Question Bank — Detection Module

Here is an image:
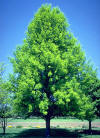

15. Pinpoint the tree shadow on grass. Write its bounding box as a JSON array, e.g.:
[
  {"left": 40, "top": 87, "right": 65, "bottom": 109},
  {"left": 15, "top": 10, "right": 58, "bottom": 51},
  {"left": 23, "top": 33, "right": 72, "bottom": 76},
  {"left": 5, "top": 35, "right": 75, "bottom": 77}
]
[
  {"left": 15, "top": 128, "right": 81, "bottom": 138},
  {"left": 80, "top": 129, "right": 100, "bottom": 135},
  {"left": 0, "top": 128, "right": 100, "bottom": 138}
]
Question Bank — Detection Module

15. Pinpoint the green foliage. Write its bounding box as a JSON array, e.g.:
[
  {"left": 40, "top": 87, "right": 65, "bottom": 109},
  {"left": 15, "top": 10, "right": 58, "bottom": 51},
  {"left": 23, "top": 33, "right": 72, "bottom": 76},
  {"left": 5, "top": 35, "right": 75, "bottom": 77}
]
[
  {"left": 0, "top": 63, "right": 13, "bottom": 134},
  {"left": 9, "top": 5, "right": 96, "bottom": 120},
  {"left": 77, "top": 61, "right": 100, "bottom": 120},
  {"left": 16, "top": 125, "right": 23, "bottom": 128},
  {"left": 0, "top": 63, "right": 11, "bottom": 118}
]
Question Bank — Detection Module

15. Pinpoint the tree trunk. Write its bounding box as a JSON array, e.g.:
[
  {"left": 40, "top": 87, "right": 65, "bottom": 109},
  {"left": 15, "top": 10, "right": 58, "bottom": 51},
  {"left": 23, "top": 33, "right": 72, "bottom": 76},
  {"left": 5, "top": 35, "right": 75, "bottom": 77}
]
[
  {"left": 89, "top": 120, "right": 92, "bottom": 132},
  {"left": 3, "top": 118, "right": 6, "bottom": 134},
  {"left": 46, "top": 117, "right": 50, "bottom": 137}
]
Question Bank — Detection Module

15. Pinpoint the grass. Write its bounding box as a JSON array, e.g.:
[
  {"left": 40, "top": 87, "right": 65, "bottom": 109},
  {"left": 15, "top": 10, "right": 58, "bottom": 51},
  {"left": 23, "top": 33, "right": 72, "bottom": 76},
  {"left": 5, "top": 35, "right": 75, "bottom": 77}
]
[
  {"left": 0, "top": 118, "right": 100, "bottom": 137},
  {"left": 7, "top": 118, "right": 45, "bottom": 122},
  {"left": 7, "top": 118, "right": 100, "bottom": 123},
  {"left": 0, "top": 127, "right": 100, "bottom": 138},
  {"left": 51, "top": 118, "right": 87, "bottom": 122}
]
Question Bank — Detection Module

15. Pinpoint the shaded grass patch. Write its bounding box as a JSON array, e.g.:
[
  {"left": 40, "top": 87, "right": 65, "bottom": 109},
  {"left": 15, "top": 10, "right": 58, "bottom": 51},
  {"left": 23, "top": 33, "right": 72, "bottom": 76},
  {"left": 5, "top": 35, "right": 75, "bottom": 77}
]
[
  {"left": 15, "top": 128, "right": 81, "bottom": 138},
  {"left": 0, "top": 127, "right": 100, "bottom": 138}
]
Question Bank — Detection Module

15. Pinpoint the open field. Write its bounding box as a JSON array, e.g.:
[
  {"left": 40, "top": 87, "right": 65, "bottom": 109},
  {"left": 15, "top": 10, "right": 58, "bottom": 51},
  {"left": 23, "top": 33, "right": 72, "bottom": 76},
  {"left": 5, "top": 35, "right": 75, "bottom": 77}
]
[
  {"left": 6, "top": 118, "right": 100, "bottom": 129},
  {"left": 0, "top": 118, "right": 100, "bottom": 137}
]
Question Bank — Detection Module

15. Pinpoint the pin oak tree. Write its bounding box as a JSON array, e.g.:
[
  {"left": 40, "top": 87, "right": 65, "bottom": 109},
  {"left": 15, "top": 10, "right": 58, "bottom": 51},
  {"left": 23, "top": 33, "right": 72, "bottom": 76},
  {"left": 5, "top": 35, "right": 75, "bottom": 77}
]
[{"left": 10, "top": 5, "right": 95, "bottom": 136}]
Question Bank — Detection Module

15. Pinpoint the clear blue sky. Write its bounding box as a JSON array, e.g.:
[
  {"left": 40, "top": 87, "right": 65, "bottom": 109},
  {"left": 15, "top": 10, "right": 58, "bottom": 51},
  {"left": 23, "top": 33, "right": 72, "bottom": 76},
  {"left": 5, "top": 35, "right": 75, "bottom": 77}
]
[{"left": 0, "top": 0, "right": 100, "bottom": 78}]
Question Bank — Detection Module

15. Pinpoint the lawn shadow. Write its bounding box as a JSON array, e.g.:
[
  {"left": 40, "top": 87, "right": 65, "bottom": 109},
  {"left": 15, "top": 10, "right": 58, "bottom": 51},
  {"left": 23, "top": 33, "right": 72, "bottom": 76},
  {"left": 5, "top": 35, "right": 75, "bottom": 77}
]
[
  {"left": 15, "top": 128, "right": 81, "bottom": 138},
  {"left": 0, "top": 128, "right": 100, "bottom": 138},
  {"left": 80, "top": 129, "right": 100, "bottom": 135}
]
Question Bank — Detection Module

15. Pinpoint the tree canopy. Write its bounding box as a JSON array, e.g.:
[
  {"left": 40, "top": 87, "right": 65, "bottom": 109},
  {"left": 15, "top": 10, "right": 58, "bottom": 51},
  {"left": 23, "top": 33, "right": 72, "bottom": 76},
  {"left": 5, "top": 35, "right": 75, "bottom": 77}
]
[{"left": 9, "top": 5, "right": 99, "bottom": 136}]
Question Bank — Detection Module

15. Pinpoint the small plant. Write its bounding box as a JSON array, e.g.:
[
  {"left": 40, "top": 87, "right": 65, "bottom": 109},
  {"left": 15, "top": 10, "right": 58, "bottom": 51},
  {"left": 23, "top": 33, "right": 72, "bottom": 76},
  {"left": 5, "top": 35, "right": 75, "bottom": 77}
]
[
  {"left": 8, "top": 125, "right": 13, "bottom": 128},
  {"left": 57, "top": 125, "right": 60, "bottom": 128},
  {"left": 29, "top": 125, "right": 33, "bottom": 128},
  {"left": 36, "top": 126, "right": 41, "bottom": 128},
  {"left": 16, "top": 125, "right": 23, "bottom": 128},
  {"left": 82, "top": 125, "right": 87, "bottom": 129},
  {"left": 51, "top": 126, "right": 54, "bottom": 128}
]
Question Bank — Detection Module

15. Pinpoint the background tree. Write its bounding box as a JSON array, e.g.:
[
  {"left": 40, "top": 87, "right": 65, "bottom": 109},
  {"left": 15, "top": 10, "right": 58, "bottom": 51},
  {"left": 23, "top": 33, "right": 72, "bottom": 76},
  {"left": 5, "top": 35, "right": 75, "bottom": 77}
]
[
  {"left": 0, "top": 63, "right": 12, "bottom": 134},
  {"left": 10, "top": 5, "right": 95, "bottom": 136},
  {"left": 76, "top": 61, "right": 100, "bottom": 131},
  {"left": 87, "top": 77, "right": 100, "bottom": 131},
  {"left": 89, "top": 77, "right": 100, "bottom": 118}
]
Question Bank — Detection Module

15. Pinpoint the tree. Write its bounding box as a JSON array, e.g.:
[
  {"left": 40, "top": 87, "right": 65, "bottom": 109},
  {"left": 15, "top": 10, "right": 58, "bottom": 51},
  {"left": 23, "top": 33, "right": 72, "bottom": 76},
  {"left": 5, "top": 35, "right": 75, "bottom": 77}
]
[
  {"left": 0, "top": 63, "right": 12, "bottom": 134},
  {"left": 0, "top": 63, "right": 13, "bottom": 134},
  {"left": 87, "top": 77, "right": 100, "bottom": 132},
  {"left": 10, "top": 5, "right": 92, "bottom": 137},
  {"left": 89, "top": 78, "right": 100, "bottom": 118},
  {"left": 76, "top": 61, "right": 100, "bottom": 131}
]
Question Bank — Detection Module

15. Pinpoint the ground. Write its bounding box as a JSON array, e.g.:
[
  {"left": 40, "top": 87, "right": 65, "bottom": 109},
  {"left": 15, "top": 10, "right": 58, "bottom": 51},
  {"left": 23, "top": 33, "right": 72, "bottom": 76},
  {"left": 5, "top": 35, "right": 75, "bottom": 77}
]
[
  {"left": 7, "top": 118, "right": 100, "bottom": 129},
  {"left": 0, "top": 118, "right": 100, "bottom": 137}
]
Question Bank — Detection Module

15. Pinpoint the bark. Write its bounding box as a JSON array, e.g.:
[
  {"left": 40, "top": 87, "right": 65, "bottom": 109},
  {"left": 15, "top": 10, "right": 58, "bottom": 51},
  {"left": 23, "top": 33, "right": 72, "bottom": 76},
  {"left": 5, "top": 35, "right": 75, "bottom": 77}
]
[
  {"left": 46, "top": 117, "right": 50, "bottom": 137},
  {"left": 89, "top": 120, "right": 92, "bottom": 132},
  {"left": 3, "top": 118, "right": 6, "bottom": 134}
]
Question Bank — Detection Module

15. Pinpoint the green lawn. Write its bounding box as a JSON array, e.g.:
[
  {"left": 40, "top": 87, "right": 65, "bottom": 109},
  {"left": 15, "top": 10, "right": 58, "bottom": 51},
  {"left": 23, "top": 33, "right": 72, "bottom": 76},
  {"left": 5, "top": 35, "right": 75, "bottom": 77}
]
[
  {"left": 8, "top": 118, "right": 45, "bottom": 122},
  {"left": 0, "top": 118, "right": 100, "bottom": 138},
  {"left": 7, "top": 118, "right": 100, "bottom": 123},
  {"left": 0, "top": 127, "right": 100, "bottom": 138}
]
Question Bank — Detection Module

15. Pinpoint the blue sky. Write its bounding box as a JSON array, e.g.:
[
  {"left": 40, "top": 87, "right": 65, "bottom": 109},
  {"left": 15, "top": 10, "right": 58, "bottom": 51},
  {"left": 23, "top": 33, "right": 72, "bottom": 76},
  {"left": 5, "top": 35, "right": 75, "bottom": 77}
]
[{"left": 0, "top": 0, "right": 100, "bottom": 78}]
